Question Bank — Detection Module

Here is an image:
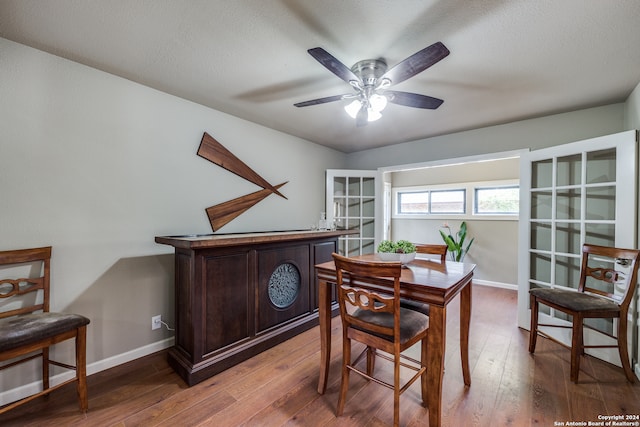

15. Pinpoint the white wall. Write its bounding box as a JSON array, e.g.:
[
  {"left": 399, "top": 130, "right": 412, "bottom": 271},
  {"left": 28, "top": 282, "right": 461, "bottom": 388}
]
[
  {"left": 624, "top": 81, "right": 640, "bottom": 130},
  {"left": 346, "top": 104, "right": 625, "bottom": 169},
  {"left": 0, "top": 37, "right": 345, "bottom": 397}
]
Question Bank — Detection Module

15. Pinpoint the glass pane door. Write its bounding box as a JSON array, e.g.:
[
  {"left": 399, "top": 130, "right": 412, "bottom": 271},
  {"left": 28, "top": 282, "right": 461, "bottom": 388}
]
[
  {"left": 517, "top": 130, "right": 637, "bottom": 367},
  {"left": 326, "top": 169, "right": 377, "bottom": 256}
]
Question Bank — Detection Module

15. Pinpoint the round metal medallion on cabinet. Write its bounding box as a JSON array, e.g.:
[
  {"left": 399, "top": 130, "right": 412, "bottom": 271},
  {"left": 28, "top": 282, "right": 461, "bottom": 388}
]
[{"left": 268, "top": 262, "right": 301, "bottom": 308}]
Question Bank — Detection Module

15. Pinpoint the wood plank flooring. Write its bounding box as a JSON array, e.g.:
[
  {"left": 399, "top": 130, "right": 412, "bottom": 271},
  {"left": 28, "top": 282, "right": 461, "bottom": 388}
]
[{"left": 2, "top": 285, "right": 640, "bottom": 426}]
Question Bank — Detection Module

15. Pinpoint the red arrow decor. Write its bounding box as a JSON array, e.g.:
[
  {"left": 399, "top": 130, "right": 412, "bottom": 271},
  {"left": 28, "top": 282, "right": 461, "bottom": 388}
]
[{"left": 197, "top": 132, "right": 288, "bottom": 231}]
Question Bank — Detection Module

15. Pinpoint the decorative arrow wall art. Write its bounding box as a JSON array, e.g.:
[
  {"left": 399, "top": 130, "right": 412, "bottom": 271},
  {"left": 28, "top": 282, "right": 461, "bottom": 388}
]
[{"left": 197, "top": 132, "right": 288, "bottom": 231}]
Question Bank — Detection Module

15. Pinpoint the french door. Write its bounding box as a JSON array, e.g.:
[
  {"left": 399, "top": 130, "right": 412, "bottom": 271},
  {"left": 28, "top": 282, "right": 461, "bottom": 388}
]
[
  {"left": 517, "top": 130, "right": 638, "bottom": 367},
  {"left": 326, "top": 170, "right": 377, "bottom": 256}
]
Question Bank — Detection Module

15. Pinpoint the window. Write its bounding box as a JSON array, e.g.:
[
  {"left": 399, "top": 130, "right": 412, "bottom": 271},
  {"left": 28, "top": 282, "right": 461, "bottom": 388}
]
[
  {"left": 397, "top": 189, "right": 465, "bottom": 214},
  {"left": 397, "top": 191, "right": 428, "bottom": 214},
  {"left": 431, "top": 190, "right": 465, "bottom": 213},
  {"left": 475, "top": 186, "right": 519, "bottom": 214},
  {"left": 393, "top": 180, "right": 519, "bottom": 219}
]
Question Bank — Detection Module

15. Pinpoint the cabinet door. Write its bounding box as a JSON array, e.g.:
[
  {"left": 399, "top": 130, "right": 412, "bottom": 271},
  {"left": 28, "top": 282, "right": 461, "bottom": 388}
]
[
  {"left": 203, "top": 252, "right": 250, "bottom": 355},
  {"left": 517, "top": 130, "right": 637, "bottom": 367},
  {"left": 326, "top": 169, "right": 377, "bottom": 256},
  {"left": 257, "top": 245, "right": 310, "bottom": 332}
]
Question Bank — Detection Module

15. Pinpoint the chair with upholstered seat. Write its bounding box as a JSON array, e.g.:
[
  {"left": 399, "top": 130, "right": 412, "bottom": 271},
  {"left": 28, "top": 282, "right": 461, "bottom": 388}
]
[
  {"left": 529, "top": 243, "right": 640, "bottom": 383},
  {"left": 0, "top": 246, "right": 91, "bottom": 414},
  {"left": 332, "top": 253, "right": 429, "bottom": 426}
]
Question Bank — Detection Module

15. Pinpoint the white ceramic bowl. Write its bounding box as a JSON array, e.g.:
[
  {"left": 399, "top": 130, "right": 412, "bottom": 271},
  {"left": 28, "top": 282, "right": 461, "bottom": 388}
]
[{"left": 377, "top": 252, "right": 416, "bottom": 265}]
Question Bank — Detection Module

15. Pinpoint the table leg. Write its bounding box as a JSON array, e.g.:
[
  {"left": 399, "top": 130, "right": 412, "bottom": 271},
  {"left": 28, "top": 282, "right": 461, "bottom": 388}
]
[
  {"left": 427, "top": 305, "right": 446, "bottom": 427},
  {"left": 317, "top": 278, "right": 331, "bottom": 394},
  {"left": 461, "top": 280, "right": 472, "bottom": 386}
]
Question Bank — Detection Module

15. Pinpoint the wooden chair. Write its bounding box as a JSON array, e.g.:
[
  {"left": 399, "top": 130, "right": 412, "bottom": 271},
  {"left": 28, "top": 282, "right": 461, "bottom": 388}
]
[
  {"left": 399, "top": 243, "right": 448, "bottom": 316},
  {"left": 415, "top": 243, "right": 448, "bottom": 262},
  {"left": 332, "top": 253, "right": 429, "bottom": 426},
  {"left": 0, "top": 247, "right": 90, "bottom": 413},
  {"left": 529, "top": 243, "right": 640, "bottom": 383}
]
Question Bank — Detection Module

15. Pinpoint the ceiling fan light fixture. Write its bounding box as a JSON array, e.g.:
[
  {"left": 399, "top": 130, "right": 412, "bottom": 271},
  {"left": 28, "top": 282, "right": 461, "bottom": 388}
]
[
  {"left": 344, "top": 100, "right": 382, "bottom": 122},
  {"left": 344, "top": 93, "right": 387, "bottom": 121},
  {"left": 344, "top": 99, "right": 362, "bottom": 119},
  {"left": 369, "top": 93, "right": 387, "bottom": 113}
]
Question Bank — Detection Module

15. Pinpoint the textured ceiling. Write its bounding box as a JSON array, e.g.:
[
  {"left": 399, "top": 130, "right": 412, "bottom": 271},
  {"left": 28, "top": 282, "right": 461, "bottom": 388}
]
[{"left": 1, "top": 1, "right": 640, "bottom": 153}]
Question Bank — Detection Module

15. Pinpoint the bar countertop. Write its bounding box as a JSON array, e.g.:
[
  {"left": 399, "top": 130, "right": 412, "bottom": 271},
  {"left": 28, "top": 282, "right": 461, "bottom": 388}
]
[{"left": 155, "top": 229, "right": 359, "bottom": 250}]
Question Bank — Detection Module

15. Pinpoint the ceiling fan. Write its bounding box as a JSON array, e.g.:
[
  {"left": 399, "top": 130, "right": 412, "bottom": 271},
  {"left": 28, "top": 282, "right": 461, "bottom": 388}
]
[{"left": 294, "top": 42, "right": 450, "bottom": 127}]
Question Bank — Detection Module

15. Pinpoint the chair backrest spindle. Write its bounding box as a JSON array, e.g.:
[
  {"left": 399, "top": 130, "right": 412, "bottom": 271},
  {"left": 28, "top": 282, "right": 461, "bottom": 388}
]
[
  {"left": 0, "top": 246, "right": 51, "bottom": 319},
  {"left": 579, "top": 244, "right": 640, "bottom": 307}
]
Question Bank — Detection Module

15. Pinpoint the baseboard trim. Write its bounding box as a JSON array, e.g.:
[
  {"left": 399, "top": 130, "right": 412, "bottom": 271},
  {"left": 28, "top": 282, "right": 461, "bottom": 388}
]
[
  {"left": 0, "top": 337, "right": 174, "bottom": 407},
  {"left": 473, "top": 279, "right": 517, "bottom": 291}
]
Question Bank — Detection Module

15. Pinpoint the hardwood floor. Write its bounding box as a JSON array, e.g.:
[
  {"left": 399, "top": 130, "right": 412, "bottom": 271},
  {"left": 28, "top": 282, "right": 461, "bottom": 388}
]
[{"left": 2, "top": 285, "right": 640, "bottom": 426}]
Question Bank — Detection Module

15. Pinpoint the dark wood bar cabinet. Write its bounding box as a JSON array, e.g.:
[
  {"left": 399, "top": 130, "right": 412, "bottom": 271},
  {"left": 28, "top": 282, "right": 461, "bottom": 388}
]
[{"left": 155, "top": 230, "right": 354, "bottom": 386}]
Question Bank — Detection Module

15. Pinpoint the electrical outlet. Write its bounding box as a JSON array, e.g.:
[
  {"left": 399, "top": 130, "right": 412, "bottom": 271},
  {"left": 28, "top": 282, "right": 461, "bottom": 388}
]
[{"left": 152, "top": 315, "right": 161, "bottom": 330}]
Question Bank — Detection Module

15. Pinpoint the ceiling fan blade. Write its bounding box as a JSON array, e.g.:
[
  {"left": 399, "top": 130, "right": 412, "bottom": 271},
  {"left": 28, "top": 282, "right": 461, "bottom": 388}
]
[
  {"left": 381, "top": 42, "right": 450, "bottom": 86},
  {"left": 307, "top": 47, "right": 362, "bottom": 85},
  {"left": 294, "top": 94, "right": 347, "bottom": 107},
  {"left": 386, "top": 91, "right": 444, "bottom": 109}
]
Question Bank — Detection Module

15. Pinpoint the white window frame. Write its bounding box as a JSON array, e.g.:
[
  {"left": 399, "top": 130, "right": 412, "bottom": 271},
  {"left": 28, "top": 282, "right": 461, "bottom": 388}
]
[
  {"left": 474, "top": 184, "right": 520, "bottom": 215},
  {"left": 392, "top": 179, "right": 519, "bottom": 221}
]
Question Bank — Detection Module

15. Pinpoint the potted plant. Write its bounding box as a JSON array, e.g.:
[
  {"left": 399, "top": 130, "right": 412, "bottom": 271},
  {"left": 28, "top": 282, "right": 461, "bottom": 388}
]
[
  {"left": 439, "top": 222, "right": 474, "bottom": 262},
  {"left": 377, "top": 239, "right": 417, "bottom": 265}
]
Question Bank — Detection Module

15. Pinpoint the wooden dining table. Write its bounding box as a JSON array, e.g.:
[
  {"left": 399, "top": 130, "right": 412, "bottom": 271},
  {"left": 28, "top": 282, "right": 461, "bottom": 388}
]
[{"left": 315, "top": 254, "right": 475, "bottom": 427}]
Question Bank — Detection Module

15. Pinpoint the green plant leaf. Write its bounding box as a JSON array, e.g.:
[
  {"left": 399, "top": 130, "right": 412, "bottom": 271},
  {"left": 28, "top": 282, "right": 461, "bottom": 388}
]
[
  {"left": 441, "top": 222, "right": 474, "bottom": 262},
  {"left": 377, "top": 240, "right": 395, "bottom": 253},
  {"left": 377, "top": 239, "right": 416, "bottom": 253},
  {"left": 395, "top": 240, "right": 416, "bottom": 253},
  {"left": 439, "top": 231, "right": 457, "bottom": 251},
  {"left": 465, "top": 237, "right": 475, "bottom": 253}
]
